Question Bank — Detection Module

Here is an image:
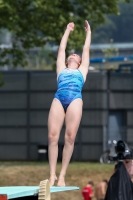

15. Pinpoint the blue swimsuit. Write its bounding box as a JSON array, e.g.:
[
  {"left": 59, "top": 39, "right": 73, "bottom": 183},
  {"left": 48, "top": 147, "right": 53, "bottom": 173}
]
[{"left": 54, "top": 68, "right": 84, "bottom": 112}]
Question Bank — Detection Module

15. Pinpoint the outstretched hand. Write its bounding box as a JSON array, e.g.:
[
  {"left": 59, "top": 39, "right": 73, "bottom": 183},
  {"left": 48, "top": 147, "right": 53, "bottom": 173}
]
[
  {"left": 67, "top": 22, "right": 74, "bottom": 32},
  {"left": 84, "top": 20, "right": 91, "bottom": 32}
]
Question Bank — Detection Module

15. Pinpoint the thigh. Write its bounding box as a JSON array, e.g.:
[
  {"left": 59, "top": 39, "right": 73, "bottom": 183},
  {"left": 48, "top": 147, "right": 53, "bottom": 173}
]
[
  {"left": 65, "top": 99, "right": 83, "bottom": 135},
  {"left": 48, "top": 98, "right": 65, "bottom": 136}
]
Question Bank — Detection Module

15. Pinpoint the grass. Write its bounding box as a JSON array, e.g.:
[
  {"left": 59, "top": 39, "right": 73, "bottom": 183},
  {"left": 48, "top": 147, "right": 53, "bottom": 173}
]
[{"left": 0, "top": 161, "right": 114, "bottom": 200}]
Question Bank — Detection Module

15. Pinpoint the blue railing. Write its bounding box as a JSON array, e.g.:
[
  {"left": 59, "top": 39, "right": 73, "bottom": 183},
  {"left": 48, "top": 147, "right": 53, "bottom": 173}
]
[{"left": 90, "top": 56, "right": 133, "bottom": 63}]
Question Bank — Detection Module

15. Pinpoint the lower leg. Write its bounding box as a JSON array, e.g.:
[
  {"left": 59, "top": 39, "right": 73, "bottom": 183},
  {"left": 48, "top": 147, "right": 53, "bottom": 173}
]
[
  {"left": 57, "top": 140, "right": 74, "bottom": 186},
  {"left": 48, "top": 141, "right": 58, "bottom": 186},
  {"left": 47, "top": 99, "right": 65, "bottom": 186}
]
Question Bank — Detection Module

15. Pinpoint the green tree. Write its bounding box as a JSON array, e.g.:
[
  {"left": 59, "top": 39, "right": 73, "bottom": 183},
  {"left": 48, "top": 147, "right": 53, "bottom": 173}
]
[
  {"left": 102, "top": 39, "right": 119, "bottom": 57},
  {"left": 0, "top": 0, "right": 130, "bottom": 69},
  {"left": 0, "top": 73, "right": 4, "bottom": 86}
]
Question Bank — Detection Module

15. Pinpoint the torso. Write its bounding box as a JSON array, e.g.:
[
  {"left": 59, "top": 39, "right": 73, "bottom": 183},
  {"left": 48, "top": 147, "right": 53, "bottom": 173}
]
[
  {"left": 82, "top": 186, "right": 92, "bottom": 200},
  {"left": 54, "top": 68, "right": 84, "bottom": 111},
  {"left": 95, "top": 183, "right": 106, "bottom": 199},
  {"left": 57, "top": 68, "right": 84, "bottom": 91}
]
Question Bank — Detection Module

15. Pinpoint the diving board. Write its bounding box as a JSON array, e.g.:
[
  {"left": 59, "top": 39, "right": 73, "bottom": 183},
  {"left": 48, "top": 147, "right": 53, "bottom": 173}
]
[{"left": 0, "top": 180, "right": 79, "bottom": 200}]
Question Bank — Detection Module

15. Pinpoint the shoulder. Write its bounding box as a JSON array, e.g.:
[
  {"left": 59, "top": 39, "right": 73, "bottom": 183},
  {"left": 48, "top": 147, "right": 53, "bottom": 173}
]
[
  {"left": 57, "top": 68, "right": 67, "bottom": 77},
  {"left": 78, "top": 67, "right": 88, "bottom": 82},
  {"left": 56, "top": 64, "right": 66, "bottom": 76}
]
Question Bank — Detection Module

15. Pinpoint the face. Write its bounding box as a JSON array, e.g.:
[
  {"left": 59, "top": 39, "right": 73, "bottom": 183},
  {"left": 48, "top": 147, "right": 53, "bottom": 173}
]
[
  {"left": 124, "top": 159, "right": 130, "bottom": 164},
  {"left": 66, "top": 54, "right": 81, "bottom": 68}
]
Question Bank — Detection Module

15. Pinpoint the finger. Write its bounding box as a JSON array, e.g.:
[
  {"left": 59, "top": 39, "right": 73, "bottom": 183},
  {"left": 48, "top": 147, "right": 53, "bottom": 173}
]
[{"left": 71, "top": 22, "right": 75, "bottom": 28}]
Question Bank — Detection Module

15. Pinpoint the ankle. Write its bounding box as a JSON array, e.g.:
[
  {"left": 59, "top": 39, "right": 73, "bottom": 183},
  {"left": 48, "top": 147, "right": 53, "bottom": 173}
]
[
  {"left": 57, "top": 176, "right": 66, "bottom": 186},
  {"left": 50, "top": 174, "right": 57, "bottom": 178},
  {"left": 58, "top": 174, "right": 65, "bottom": 179},
  {"left": 50, "top": 172, "right": 56, "bottom": 176}
]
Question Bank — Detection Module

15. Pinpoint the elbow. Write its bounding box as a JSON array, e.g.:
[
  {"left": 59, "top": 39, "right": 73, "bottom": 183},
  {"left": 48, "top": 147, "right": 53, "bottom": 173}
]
[{"left": 83, "top": 46, "right": 90, "bottom": 51}]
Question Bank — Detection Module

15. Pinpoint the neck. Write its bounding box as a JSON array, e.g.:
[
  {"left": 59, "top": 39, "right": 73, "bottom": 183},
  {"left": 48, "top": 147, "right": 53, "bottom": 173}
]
[{"left": 67, "top": 63, "right": 78, "bottom": 69}]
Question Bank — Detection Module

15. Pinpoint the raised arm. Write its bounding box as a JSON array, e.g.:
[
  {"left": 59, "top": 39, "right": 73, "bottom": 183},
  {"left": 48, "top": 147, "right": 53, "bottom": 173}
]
[
  {"left": 56, "top": 22, "right": 74, "bottom": 76},
  {"left": 79, "top": 20, "right": 91, "bottom": 79}
]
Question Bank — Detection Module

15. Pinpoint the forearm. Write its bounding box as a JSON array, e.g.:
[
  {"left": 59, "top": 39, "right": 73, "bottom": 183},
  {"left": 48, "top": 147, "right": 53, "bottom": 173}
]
[
  {"left": 59, "top": 29, "right": 71, "bottom": 50},
  {"left": 83, "top": 32, "right": 91, "bottom": 50},
  {"left": 89, "top": 193, "right": 94, "bottom": 198},
  {"left": 81, "top": 32, "right": 91, "bottom": 65},
  {"left": 101, "top": 187, "right": 106, "bottom": 196}
]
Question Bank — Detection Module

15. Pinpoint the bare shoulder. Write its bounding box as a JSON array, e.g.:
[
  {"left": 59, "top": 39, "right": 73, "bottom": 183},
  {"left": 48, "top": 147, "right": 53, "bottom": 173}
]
[
  {"left": 56, "top": 65, "right": 66, "bottom": 79},
  {"left": 78, "top": 64, "right": 89, "bottom": 81},
  {"left": 56, "top": 62, "right": 66, "bottom": 76}
]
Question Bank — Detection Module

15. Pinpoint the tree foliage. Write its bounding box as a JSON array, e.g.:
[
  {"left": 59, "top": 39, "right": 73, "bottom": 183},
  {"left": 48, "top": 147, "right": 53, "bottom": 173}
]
[
  {"left": 102, "top": 39, "right": 119, "bottom": 57},
  {"left": 0, "top": 73, "right": 4, "bottom": 86},
  {"left": 0, "top": 0, "right": 130, "bottom": 68}
]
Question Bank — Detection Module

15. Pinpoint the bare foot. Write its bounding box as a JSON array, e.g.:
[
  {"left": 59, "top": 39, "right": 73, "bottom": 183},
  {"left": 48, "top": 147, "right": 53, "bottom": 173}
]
[
  {"left": 49, "top": 175, "right": 57, "bottom": 186},
  {"left": 57, "top": 176, "right": 66, "bottom": 186}
]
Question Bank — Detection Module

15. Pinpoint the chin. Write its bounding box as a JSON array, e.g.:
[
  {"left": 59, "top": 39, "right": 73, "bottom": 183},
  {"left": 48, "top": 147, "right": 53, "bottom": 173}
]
[{"left": 68, "top": 66, "right": 78, "bottom": 69}]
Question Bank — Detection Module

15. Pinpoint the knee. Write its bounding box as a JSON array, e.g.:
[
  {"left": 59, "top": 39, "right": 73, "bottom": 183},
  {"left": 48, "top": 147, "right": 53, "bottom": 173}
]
[
  {"left": 65, "top": 131, "right": 76, "bottom": 145},
  {"left": 48, "top": 132, "right": 58, "bottom": 144}
]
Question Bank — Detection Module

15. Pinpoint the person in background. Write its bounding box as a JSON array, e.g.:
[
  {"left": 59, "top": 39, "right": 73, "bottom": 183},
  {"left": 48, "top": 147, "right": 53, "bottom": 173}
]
[
  {"left": 82, "top": 181, "right": 94, "bottom": 200},
  {"left": 95, "top": 179, "right": 108, "bottom": 200},
  {"left": 124, "top": 159, "right": 133, "bottom": 182},
  {"left": 114, "top": 159, "right": 133, "bottom": 182}
]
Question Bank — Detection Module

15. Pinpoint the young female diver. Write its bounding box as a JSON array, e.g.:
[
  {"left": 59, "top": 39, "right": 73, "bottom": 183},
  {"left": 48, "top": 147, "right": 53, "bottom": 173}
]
[{"left": 48, "top": 20, "right": 91, "bottom": 186}]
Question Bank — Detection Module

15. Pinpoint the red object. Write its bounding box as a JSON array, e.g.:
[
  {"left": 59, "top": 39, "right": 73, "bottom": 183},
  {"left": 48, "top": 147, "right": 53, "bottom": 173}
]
[
  {"left": 0, "top": 195, "right": 7, "bottom": 200},
  {"left": 82, "top": 186, "right": 93, "bottom": 200}
]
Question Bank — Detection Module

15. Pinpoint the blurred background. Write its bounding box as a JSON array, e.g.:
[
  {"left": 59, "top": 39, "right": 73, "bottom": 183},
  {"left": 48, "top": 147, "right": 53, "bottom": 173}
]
[{"left": 0, "top": 0, "right": 133, "bottom": 162}]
